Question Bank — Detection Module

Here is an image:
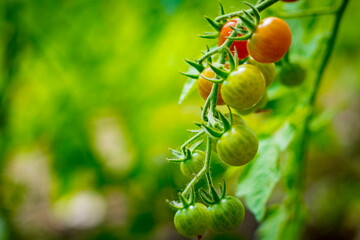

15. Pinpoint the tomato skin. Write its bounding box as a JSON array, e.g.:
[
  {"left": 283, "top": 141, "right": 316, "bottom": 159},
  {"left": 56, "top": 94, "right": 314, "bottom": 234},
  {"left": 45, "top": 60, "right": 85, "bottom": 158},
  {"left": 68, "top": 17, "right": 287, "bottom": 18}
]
[
  {"left": 197, "top": 67, "right": 225, "bottom": 105},
  {"left": 181, "top": 150, "right": 205, "bottom": 177},
  {"left": 245, "top": 58, "right": 276, "bottom": 87},
  {"left": 216, "top": 126, "right": 258, "bottom": 166},
  {"left": 221, "top": 64, "right": 266, "bottom": 110},
  {"left": 247, "top": 17, "right": 292, "bottom": 63},
  {"left": 278, "top": 62, "right": 306, "bottom": 87},
  {"left": 208, "top": 196, "right": 245, "bottom": 232},
  {"left": 174, "top": 203, "right": 211, "bottom": 237},
  {"left": 235, "top": 92, "right": 268, "bottom": 115},
  {"left": 218, "top": 18, "right": 249, "bottom": 59}
]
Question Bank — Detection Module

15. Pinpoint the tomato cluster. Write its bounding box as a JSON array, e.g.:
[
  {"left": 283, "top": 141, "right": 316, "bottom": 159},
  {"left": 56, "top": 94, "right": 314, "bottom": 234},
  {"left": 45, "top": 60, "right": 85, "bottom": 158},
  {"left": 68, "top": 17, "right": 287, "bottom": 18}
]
[{"left": 170, "top": 1, "right": 307, "bottom": 238}]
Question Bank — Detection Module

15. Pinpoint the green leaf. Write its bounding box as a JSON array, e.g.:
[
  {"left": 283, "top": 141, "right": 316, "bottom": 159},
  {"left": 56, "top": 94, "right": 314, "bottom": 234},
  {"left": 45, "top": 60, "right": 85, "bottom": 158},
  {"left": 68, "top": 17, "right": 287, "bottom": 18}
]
[
  {"left": 256, "top": 205, "right": 287, "bottom": 240},
  {"left": 178, "top": 78, "right": 196, "bottom": 105},
  {"left": 236, "top": 139, "right": 281, "bottom": 221}
]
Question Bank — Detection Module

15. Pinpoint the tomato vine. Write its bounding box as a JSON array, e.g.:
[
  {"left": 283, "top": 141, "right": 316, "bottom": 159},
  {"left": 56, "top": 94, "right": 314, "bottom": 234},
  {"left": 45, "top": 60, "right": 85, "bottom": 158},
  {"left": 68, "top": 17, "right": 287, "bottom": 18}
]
[{"left": 167, "top": 0, "right": 349, "bottom": 238}]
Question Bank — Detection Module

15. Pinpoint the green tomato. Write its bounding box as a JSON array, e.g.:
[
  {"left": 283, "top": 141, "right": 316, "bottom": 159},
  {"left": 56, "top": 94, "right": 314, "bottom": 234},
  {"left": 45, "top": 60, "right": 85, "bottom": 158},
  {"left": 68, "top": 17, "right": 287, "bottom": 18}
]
[
  {"left": 277, "top": 62, "right": 306, "bottom": 86},
  {"left": 212, "top": 114, "right": 246, "bottom": 153},
  {"left": 216, "top": 126, "right": 258, "bottom": 166},
  {"left": 208, "top": 196, "right": 245, "bottom": 232},
  {"left": 174, "top": 203, "right": 211, "bottom": 237},
  {"left": 221, "top": 64, "right": 266, "bottom": 110},
  {"left": 180, "top": 150, "right": 205, "bottom": 177},
  {"left": 246, "top": 58, "right": 276, "bottom": 87},
  {"left": 235, "top": 92, "right": 268, "bottom": 115}
]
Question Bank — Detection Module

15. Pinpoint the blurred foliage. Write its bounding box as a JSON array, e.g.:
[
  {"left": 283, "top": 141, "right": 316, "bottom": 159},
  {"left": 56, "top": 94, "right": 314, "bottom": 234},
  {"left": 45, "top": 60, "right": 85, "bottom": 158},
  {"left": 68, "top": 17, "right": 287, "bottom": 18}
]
[{"left": 0, "top": 0, "right": 359, "bottom": 240}]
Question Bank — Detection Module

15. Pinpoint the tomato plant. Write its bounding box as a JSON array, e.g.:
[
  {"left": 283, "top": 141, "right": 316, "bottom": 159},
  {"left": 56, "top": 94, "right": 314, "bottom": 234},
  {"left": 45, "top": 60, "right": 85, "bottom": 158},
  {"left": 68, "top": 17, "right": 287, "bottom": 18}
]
[
  {"left": 168, "top": 0, "right": 350, "bottom": 239},
  {"left": 180, "top": 150, "right": 205, "bottom": 177},
  {"left": 247, "top": 17, "right": 292, "bottom": 63}
]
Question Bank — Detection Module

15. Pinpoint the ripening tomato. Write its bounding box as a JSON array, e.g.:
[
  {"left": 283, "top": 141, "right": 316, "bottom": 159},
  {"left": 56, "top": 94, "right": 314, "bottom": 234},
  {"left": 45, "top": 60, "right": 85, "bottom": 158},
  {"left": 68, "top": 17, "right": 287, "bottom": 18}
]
[
  {"left": 174, "top": 203, "right": 211, "bottom": 237},
  {"left": 245, "top": 58, "right": 276, "bottom": 87},
  {"left": 247, "top": 17, "right": 292, "bottom": 63},
  {"left": 197, "top": 66, "right": 228, "bottom": 105},
  {"left": 218, "top": 18, "right": 249, "bottom": 59},
  {"left": 216, "top": 125, "right": 258, "bottom": 166},
  {"left": 221, "top": 64, "right": 266, "bottom": 110},
  {"left": 180, "top": 150, "right": 205, "bottom": 177},
  {"left": 208, "top": 196, "right": 245, "bottom": 232}
]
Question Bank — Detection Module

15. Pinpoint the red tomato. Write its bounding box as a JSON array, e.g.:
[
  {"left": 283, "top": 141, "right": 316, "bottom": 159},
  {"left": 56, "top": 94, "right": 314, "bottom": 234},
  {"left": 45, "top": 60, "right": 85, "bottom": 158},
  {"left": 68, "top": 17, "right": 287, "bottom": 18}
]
[
  {"left": 247, "top": 17, "right": 292, "bottom": 63},
  {"left": 218, "top": 18, "right": 249, "bottom": 59}
]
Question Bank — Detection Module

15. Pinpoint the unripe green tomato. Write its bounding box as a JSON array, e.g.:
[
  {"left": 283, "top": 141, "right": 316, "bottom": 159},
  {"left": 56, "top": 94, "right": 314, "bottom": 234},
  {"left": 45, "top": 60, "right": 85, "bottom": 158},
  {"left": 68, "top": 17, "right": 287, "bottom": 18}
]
[
  {"left": 174, "top": 203, "right": 211, "bottom": 237},
  {"left": 277, "top": 62, "right": 306, "bottom": 87},
  {"left": 212, "top": 114, "right": 246, "bottom": 153},
  {"left": 221, "top": 64, "right": 266, "bottom": 110},
  {"left": 208, "top": 196, "right": 245, "bottom": 232},
  {"left": 216, "top": 126, "right": 258, "bottom": 166},
  {"left": 180, "top": 150, "right": 205, "bottom": 177},
  {"left": 245, "top": 58, "right": 276, "bottom": 87},
  {"left": 235, "top": 92, "right": 268, "bottom": 115}
]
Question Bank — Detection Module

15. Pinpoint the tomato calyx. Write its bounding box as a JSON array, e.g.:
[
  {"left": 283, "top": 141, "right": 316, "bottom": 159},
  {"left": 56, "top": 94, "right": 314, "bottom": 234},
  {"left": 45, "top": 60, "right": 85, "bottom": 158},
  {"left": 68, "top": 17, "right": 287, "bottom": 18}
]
[
  {"left": 196, "top": 109, "right": 233, "bottom": 139},
  {"left": 167, "top": 139, "right": 204, "bottom": 162},
  {"left": 199, "top": 180, "right": 227, "bottom": 205},
  {"left": 168, "top": 188, "right": 196, "bottom": 210}
]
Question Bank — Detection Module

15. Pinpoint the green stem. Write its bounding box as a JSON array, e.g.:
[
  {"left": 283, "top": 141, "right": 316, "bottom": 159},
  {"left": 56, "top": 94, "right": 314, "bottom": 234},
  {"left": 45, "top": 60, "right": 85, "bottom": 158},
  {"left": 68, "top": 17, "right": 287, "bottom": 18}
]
[
  {"left": 215, "top": 0, "right": 280, "bottom": 22},
  {"left": 181, "top": 130, "right": 205, "bottom": 154}
]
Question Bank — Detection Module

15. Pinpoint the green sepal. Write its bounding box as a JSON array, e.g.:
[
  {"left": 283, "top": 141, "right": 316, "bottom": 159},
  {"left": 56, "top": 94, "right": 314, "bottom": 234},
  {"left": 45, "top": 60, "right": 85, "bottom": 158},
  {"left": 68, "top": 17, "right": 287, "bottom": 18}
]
[
  {"left": 184, "top": 148, "right": 192, "bottom": 160},
  {"left": 198, "top": 32, "right": 219, "bottom": 39},
  {"left": 218, "top": 111, "right": 231, "bottom": 132},
  {"left": 210, "top": 185, "right": 221, "bottom": 203},
  {"left": 166, "top": 157, "right": 185, "bottom": 162},
  {"left": 189, "top": 139, "right": 204, "bottom": 153},
  {"left": 166, "top": 199, "right": 183, "bottom": 211},
  {"left": 201, "top": 124, "right": 223, "bottom": 139},
  {"left": 205, "top": 16, "right": 221, "bottom": 31},
  {"left": 179, "top": 71, "right": 199, "bottom": 79},
  {"left": 199, "top": 188, "right": 214, "bottom": 205},
  {"left": 209, "top": 64, "right": 229, "bottom": 79},
  {"left": 188, "top": 187, "right": 196, "bottom": 205},
  {"left": 233, "top": 46, "right": 239, "bottom": 67},
  {"left": 199, "top": 74, "right": 224, "bottom": 84},
  {"left": 185, "top": 59, "right": 205, "bottom": 73},
  {"left": 229, "top": 25, "right": 248, "bottom": 35},
  {"left": 244, "top": 1, "right": 260, "bottom": 25},
  {"left": 238, "top": 13, "right": 257, "bottom": 32},
  {"left": 187, "top": 129, "right": 203, "bottom": 133},
  {"left": 226, "top": 33, "right": 252, "bottom": 41},
  {"left": 219, "top": 180, "right": 227, "bottom": 199},
  {"left": 169, "top": 148, "right": 183, "bottom": 158},
  {"left": 219, "top": 1, "right": 225, "bottom": 15},
  {"left": 224, "top": 47, "right": 235, "bottom": 71},
  {"left": 242, "top": 9, "right": 256, "bottom": 24},
  {"left": 179, "top": 192, "right": 190, "bottom": 208}
]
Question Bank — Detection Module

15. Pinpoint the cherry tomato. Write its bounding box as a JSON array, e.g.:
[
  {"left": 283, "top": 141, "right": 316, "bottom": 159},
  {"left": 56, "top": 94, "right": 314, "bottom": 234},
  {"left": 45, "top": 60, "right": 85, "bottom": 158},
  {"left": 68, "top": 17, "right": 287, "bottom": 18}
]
[
  {"left": 245, "top": 58, "right": 276, "bottom": 87},
  {"left": 247, "top": 17, "right": 292, "bottom": 63},
  {"left": 212, "top": 113, "right": 246, "bottom": 153},
  {"left": 221, "top": 64, "right": 266, "bottom": 110},
  {"left": 208, "top": 196, "right": 245, "bottom": 232},
  {"left": 277, "top": 62, "right": 306, "bottom": 86},
  {"left": 174, "top": 203, "right": 210, "bottom": 237},
  {"left": 218, "top": 18, "right": 249, "bottom": 59},
  {"left": 235, "top": 92, "right": 268, "bottom": 115},
  {"left": 216, "top": 125, "right": 258, "bottom": 166},
  {"left": 197, "top": 67, "right": 225, "bottom": 105},
  {"left": 181, "top": 150, "right": 205, "bottom": 177}
]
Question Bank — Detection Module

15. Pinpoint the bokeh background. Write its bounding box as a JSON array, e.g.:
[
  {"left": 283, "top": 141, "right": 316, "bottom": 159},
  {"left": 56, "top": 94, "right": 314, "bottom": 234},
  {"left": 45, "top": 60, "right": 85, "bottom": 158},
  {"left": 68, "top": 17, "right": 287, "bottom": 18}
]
[{"left": 0, "top": 0, "right": 359, "bottom": 239}]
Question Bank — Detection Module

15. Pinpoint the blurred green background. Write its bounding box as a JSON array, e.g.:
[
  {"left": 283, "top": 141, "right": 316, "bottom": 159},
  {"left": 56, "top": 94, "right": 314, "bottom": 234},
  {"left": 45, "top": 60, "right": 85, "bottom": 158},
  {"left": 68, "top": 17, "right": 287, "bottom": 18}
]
[{"left": 0, "top": 0, "right": 359, "bottom": 239}]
